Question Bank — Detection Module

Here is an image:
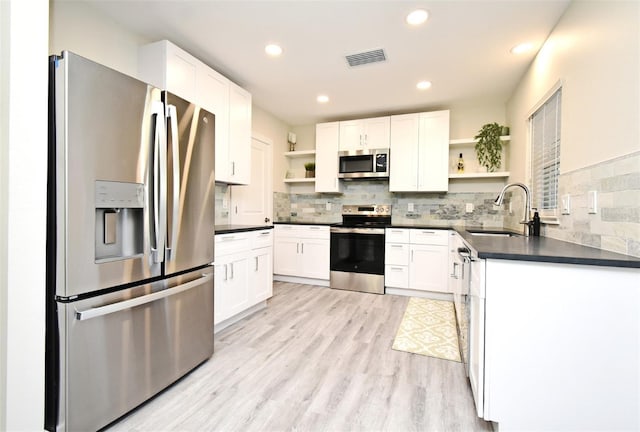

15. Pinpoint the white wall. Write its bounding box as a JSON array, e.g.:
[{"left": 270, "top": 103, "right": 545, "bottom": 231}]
[
  {"left": 507, "top": 0, "right": 640, "bottom": 181},
  {"left": 0, "top": 0, "right": 49, "bottom": 430},
  {"left": 252, "top": 105, "right": 291, "bottom": 194},
  {"left": 49, "top": 0, "right": 150, "bottom": 77}
]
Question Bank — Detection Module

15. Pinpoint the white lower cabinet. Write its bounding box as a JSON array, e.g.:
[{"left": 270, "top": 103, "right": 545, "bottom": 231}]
[
  {"left": 274, "top": 225, "right": 330, "bottom": 281},
  {"left": 385, "top": 228, "right": 449, "bottom": 293},
  {"left": 214, "top": 229, "right": 273, "bottom": 330},
  {"left": 250, "top": 246, "right": 273, "bottom": 302}
]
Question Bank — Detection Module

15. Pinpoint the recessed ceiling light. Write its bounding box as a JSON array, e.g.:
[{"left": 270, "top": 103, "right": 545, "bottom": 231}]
[
  {"left": 406, "top": 9, "right": 429, "bottom": 26},
  {"left": 317, "top": 95, "right": 329, "bottom": 103},
  {"left": 417, "top": 81, "right": 432, "bottom": 90},
  {"left": 265, "top": 44, "right": 283, "bottom": 56},
  {"left": 510, "top": 42, "right": 533, "bottom": 55}
]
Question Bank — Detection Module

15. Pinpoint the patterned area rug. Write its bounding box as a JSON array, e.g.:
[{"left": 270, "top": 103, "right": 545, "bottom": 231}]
[{"left": 392, "top": 297, "right": 461, "bottom": 362}]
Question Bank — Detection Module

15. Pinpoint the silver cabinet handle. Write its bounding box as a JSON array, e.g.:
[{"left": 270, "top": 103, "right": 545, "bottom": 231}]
[
  {"left": 224, "top": 264, "right": 228, "bottom": 281},
  {"left": 421, "top": 230, "right": 436, "bottom": 235},
  {"left": 451, "top": 262, "right": 459, "bottom": 279},
  {"left": 76, "top": 273, "right": 213, "bottom": 321},
  {"left": 390, "top": 267, "right": 404, "bottom": 271},
  {"left": 390, "top": 244, "right": 403, "bottom": 248},
  {"left": 301, "top": 243, "right": 304, "bottom": 254},
  {"left": 229, "top": 262, "right": 234, "bottom": 279},
  {"left": 297, "top": 243, "right": 299, "bottom": 254},
  {"left": 165, "top": 104, "right": 180, "bottom": 261},
  {"left": 231, "top": 161, "right": 235, "bottom": 175},
  {"left": 255, "top": 256, "right": 259, "bottom": 271},
  {"left": 411, "top": 250, "right": 414, "bottom": 262}
]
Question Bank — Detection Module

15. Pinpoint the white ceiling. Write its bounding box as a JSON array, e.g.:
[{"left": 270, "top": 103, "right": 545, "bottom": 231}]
[{"left": 84, "top": 0, "right": 571, "bottom": 126}]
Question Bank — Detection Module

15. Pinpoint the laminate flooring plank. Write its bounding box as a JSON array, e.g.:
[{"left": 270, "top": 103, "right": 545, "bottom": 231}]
[{"left": 106, "top": 282, "right": 492, "bottom": 432}]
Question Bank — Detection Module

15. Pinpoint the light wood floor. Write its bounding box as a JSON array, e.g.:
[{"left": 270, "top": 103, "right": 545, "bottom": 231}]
[{"left": 107, "top": 282, "right": 492, "bottom": 431}]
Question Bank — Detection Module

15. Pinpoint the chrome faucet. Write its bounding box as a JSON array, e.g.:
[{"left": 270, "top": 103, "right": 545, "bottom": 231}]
[{"left": 494, "top": 182, "right": 532, "bottom": 236}]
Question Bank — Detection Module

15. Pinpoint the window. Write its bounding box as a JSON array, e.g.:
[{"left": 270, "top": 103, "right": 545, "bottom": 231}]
[{"left": 530, "top": 87, "right": 561, "bottom": 220}]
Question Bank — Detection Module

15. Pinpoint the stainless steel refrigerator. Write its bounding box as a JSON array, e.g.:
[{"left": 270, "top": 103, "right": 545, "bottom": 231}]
[{"left": 45, "top": 51, "right": 215, "bottom": 431}]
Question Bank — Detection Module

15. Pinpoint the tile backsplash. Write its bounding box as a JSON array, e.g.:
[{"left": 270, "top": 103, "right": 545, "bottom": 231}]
[
  {"left": 217, "top": 152, "right": 639, "bottom": 258},
  {"left": 542, "top": 152, "right": 639, "bottom": 257},
  {"left": 274, "top": 180, "right": 505, "bottom": 228}
]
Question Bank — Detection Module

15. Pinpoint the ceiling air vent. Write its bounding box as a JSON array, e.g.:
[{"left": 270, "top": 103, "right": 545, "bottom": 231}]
[{"left": 345, "top": 49, "right": 386, "bottom": 67}]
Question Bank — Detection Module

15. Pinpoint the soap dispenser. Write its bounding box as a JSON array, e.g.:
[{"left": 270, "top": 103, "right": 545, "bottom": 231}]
[
  {"left": 532, "top": 209, "right": 541, "bottom": 236},
  {"left": 457, "top": 153, "right": 465, "bottom": 174}
]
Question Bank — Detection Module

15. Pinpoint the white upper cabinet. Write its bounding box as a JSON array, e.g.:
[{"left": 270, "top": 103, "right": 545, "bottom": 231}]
[
  {"left": 389, "top": 113, "right": 420, "bottom": 191},
  {"left": 138, "top": 40, "right": 251, "bottom": 185},
  {"left": 339, "top": 116, "right": 390, "bottom": 151},
  {"left": 389, "top": 110, "right": 450, "bottom": 192},
  {"left": 315, "top": 122, "right": 342, "bottom": 193},
  {"left": 226, "top": 82, "right": 252, "bottom": 185}
]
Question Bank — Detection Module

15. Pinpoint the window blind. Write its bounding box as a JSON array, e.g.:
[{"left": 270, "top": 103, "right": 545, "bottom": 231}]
[{"left": 530, "top": 88, "right": 561, "bottom": 218}]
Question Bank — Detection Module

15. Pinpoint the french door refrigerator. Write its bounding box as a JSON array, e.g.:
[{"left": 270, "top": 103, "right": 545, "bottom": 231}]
[{"left": 45, "top": 51, "right": 215, "bottom": 432}]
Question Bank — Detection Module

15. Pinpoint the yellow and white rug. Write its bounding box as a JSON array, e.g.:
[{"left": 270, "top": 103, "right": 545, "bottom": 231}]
[{"left": 392, "top": 297, "right": 461, "bottom": 362}]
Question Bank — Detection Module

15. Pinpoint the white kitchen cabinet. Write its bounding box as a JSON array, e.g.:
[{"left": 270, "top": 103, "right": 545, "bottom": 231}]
[
  {"left": 223, "top": 82, "right": 251, "bottom": 185},
  {"left": 274, "top": 225, "right": 330, "bottom": 281},
  {"left": 315, "top": 122, "right": 342, "bottom": 192},
  {"left": 389, "top": 110, "right": 450, "bottom": 192},
  {"left": 409, "top": 244, "right": 449, "bottom": 293},
  {"left": 339, "top": 116, "right": 390, "bottom": 151},
  {"left": 214, "top": 251, "right": 250, "bottom": 324},
  {"left": 214, "top": 229, "right": 273, "bottom": 330},
  {"left": 384, "top": 228, "right": 449, "bottom": 294},
  {"left": 250, "top": 246, "right": 273, "bottom": 302},
  {"left": 138, "top": 40, "right": 251, "bottom": 185},
  {"left": 481, "top": 260, "right": 640, "bottom": 430}
]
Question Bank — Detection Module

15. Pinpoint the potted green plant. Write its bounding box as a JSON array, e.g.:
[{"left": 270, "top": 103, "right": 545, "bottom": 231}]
[
  {"left": 304, "top": 162, "right": 316, "bottom": 178},
  {"left": 474, "top": 122, "right": 506, "bottom": 172}
]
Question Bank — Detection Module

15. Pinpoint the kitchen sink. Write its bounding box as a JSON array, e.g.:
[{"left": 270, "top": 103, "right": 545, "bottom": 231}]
[{"left": 466, "top": 230, "right": 521, "bottom": 237}]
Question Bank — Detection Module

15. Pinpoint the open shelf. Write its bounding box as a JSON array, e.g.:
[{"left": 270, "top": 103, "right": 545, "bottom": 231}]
[
  {"left": 283, "top": 177, "right": 315, "bottom": 183},
  {"left": 449, "top": 171, "right": 510, "bottom": 179},
  {"left": 284, "top": 150, "right": 316, "bottom": 158},
  {"left": 449, "top": 136, "right": 510, "bottom": 146}
]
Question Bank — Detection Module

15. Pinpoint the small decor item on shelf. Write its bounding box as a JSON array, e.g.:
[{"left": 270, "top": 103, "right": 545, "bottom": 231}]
[
  {"left": 287, "top": 132, "right": 297, "bottom": 152},
  {"left": 457, "top": 153, "right": 465, "bottom": 174},
  {"left": 304, "top": 162, "right": 316, "bottom": 178},
  {"left": 474, "top": 122, "right": 506, "bottom": 172}
]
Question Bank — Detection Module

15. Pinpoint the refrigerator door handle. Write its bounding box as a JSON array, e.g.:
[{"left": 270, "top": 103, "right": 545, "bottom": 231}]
[
  {"left": 75, "top": 272, "right": 213, "bottom": 321},
  {"left": 151, "top": 100, "right": 166, "bottom": 263},
  {"left": 166, "top": 104, "right": 180, "bottom": 261}
]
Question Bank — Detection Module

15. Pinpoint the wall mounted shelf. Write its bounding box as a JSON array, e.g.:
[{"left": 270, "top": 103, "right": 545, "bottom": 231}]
[
  {"left": 449, "top": 171, "right": 510, "bottom": 179},
  {"left": 449, "top": 136, "right": 511, "bottom": 146},
  {"left": 284, "top": 150, "right": 316, "bottom": 158},
  {"left": 283, "top": 178, "right": 315, "bottom": 183}
]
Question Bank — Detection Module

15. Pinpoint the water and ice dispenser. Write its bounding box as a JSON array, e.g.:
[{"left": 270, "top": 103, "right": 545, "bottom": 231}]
[{"left": 94, "top": 180, "right": 145, "bottom": 262}]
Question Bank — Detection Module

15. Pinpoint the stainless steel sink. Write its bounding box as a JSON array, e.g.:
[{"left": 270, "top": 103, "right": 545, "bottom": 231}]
[{"left": 466, "top": 230, "right": 521, "bottom": 237}]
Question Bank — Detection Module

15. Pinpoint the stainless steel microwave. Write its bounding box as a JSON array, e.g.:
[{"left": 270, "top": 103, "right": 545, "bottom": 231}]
[{"left": 338, "top": 148, "right": 390, "bottom": 179}]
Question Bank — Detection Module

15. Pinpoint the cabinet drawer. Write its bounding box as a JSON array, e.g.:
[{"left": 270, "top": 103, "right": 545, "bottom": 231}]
[
  {"left": 274, "top": 224, "right": 298, "bottom": 238},
  {"left": 385, "top": 265, "right": 409, "bottom": 288},
  {"left": 385, "top": 228, "right": 410, "bottom": 243},
  {"left": 215, "top": 232, "right": 251, "bottom": 256},
  {"left": 385, "top": 243, "right": 409, "bottom": 265},
  {"left": 299, "top": 225, "right": 329, "bottom": 239},
  {"left": 252, "top": 229, "right": 273, "bottom": 248},
  {"left": 409, "top": 229, "right": 449, "bottom": 245}
]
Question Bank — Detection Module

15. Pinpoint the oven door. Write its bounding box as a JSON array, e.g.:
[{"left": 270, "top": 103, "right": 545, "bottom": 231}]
[{"left": 330, "top": 227, "right": 385, "bottom": 274}]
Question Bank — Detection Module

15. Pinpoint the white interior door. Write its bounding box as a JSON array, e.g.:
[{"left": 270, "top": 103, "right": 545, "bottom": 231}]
[{"left": 230, "top": 136, "right": 273, "bottom": 225}]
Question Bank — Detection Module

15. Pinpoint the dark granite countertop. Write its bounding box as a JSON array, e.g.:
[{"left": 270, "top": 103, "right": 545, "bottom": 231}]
[
  {"left": 456, "top": 229, "right": 640, "bottom": 269},
  {"left": 215, "top": 224, "right": 274, "bottom": 234},
  {"left": 271, "top": 221, "right": 640, "bottom": 268}
]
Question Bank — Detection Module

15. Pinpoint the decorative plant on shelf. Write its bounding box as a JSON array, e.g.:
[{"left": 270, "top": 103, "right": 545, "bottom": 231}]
[
  {"left": 304, "top": 162, "right": 316, "bottom": 178},
  {"left": 474, "top": 122, "right": 506, "bottom": 172}
]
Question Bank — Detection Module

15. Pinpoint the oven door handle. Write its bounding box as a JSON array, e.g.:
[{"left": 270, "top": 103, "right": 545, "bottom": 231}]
[{"left": 330, "top": 227, "right": 385, "bottom": 235}]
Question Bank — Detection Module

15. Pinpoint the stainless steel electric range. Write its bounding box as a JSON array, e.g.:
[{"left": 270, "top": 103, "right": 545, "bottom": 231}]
[{"left": 329, "top": 204, "right": 391, "bottom": 294}]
